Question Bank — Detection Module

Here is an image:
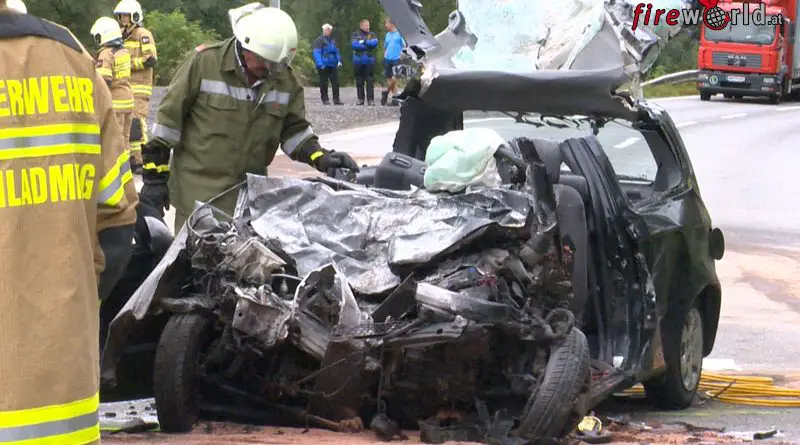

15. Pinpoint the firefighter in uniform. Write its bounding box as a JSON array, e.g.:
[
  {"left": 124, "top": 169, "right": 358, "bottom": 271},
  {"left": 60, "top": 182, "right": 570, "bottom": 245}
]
[
  {"left": 143, "top": 3, "right": 360, "bottom": 232},
  {"left": 0, "top": 4, "right": 137, "bottom": 444},
  {"left": 91, "top": 17, "right": 134, "bottom": 162},
  {"left": 114, "top": 0, "right": 157, "bottom": 174}
]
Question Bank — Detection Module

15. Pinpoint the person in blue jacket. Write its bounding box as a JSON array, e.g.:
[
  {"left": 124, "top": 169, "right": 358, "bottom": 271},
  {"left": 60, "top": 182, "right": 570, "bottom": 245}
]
[
  {"left": 313, "top": 23, "right": 343, "bottom": 105},
  {"left": 351, "top": 18, "right": 379, "bottom": 105}
]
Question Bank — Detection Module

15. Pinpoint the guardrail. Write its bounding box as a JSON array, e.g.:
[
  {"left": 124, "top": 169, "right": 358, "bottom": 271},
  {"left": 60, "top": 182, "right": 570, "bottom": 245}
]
[{"left": 641, "top": 69, "right": 699, "bottom": 87}]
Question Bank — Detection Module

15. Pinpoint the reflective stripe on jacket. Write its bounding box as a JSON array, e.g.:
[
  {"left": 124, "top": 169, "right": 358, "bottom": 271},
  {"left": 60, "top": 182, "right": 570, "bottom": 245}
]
[
  {"left": 351, "top": 30, "right": 378, "bottom": 65},
  {"left": 0, "top": 11, "right": 137, "bottom": 445},
  {"left": 95, "top": 45, "right": 134, "bottom": 111},
  {"left": 312, "top": 35, "right": 340, "bottom": 68},
  {"left": 123, "top": 26, "right": 156, "bottom": 97},
  {"left": 152, "top": 37, "right": 322, "bottom": 218}
]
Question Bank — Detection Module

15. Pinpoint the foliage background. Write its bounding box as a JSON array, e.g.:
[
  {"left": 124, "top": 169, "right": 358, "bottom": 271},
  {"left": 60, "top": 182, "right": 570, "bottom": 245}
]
[{"left": 22, "top": 0, "right": 698, "bottom": 86}]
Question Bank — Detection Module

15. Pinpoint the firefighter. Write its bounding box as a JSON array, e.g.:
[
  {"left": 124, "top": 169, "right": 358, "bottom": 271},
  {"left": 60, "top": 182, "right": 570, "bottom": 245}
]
[
  {"left": 91, "top": 17, "right": 135, "bottom": 164},
  {"left": 114, "top": 0, "right": 157, "bottom": 174},
  {"left": 143, "top": 3, "right": 360, "bottom": 232},
  {"left": 0, "top": 4, "right": 137, "bottom": 444}
]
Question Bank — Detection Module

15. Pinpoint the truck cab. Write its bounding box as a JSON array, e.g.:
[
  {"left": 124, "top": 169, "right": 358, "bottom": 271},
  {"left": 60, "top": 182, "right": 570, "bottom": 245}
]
[{"left": 696, "top": 0, "right": 800, "bottom": 104}]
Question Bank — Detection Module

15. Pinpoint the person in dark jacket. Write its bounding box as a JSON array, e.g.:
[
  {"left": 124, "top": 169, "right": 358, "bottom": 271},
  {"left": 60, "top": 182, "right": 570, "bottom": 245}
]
[
  {"left": 312, "top": 23, "right": 343, "bottom": 105},
  {"left": 351, "top": 18, "right": 378, "bottom": 105}
]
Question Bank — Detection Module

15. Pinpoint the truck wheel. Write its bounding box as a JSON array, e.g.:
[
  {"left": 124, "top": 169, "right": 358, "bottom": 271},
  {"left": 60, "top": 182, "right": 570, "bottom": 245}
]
[
  {"left": 700, "top": 92, "right": 711, "bottom": 101},
  {"left": 643, "top": 299, "right": 704, "bottom": 410},
  {"left": 516, "top": 327, "right": 591, "bottom": 442},
  {"left": 154, "top": 313, "right": 216, "bottom": 433}
]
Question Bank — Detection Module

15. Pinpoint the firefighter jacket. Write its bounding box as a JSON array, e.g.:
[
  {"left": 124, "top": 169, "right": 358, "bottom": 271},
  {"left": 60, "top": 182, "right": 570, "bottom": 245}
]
[
  {"left": 123, "top": 25, "right": 157, "bottom": 99},
  {"left": 0, "top": 11, "right": 137, "bottom": 445},
  {"left": 95, "top": 44, "right": 134, "bottom": 112},
  {"left": 150, "top": 37, "right": 326, "bottom": 221}
]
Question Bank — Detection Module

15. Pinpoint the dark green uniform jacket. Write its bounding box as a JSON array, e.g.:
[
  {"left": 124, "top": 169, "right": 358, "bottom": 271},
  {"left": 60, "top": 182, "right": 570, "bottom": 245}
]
[{"left": 151, "top": 37, "right": 322, "bottom": 226}]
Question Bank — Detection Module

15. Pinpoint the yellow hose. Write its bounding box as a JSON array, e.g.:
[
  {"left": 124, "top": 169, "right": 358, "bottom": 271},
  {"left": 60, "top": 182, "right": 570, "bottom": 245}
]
[{"left": 622, "top": 371, "right": 800, "bottom": 407}]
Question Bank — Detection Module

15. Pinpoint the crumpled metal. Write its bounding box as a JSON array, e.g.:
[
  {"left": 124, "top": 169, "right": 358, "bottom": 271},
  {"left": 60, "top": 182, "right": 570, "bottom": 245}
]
[{"left": 236, "top": 174, "right": 534, "bottom": 295}]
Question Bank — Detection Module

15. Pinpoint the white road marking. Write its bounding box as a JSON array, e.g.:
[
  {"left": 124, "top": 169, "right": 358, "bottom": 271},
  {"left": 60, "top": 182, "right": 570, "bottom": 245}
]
[
  {"left": 676, "top": 121, "right": 697, "bottom": 128},
  {"left": 776, "top": 105, "right": 800, "bottom": 111},
  {"left": 720, "top": 112, "right": 747, "bottom": 119},
  {"left": 703, "top": 358, "right": 742, "bottom": 372},
  {"left": 615, "top": 137, "right": 640, "bottom": 148}
]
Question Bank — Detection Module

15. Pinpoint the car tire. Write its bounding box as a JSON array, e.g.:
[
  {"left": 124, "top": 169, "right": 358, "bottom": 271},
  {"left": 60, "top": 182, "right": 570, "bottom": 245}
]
[
  {"left": 644, "top": 299, "right": 704, "bottom": 410},
  {"left": 700, "top": 92, "right": 711, "bottom": 101},
  {"left": 770, "top": 94, "right": 782, "bottom": 105},
  {"left": 516, "top": 327, "right": 591, "bottom": 442},
  {"left": 153, "top": 312, "right": 216, "bottom": 433}
]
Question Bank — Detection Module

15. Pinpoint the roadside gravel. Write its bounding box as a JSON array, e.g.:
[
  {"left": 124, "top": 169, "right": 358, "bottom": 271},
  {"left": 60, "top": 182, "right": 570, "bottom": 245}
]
[{"left": 147, "top": 86, "right": 401, "bottom": 136}]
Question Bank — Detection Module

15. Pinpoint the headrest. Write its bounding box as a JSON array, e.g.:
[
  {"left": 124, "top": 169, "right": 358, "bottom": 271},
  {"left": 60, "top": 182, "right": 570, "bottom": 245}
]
[
  {"left": 529, "top": 138, "right": 562, "bottom": 184},
  {"left": 508, "top": 137, "right": 562, "bottom": 184}
]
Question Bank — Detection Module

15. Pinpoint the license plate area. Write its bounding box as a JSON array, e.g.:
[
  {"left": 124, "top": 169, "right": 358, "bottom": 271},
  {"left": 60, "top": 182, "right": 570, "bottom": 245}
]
[{"left": 727, "top": 75, "right": 746, "bottom": 83}]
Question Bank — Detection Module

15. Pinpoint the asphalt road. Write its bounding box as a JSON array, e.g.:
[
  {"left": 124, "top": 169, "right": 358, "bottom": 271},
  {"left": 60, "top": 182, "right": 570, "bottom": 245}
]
[{"left": 131, "top": 94, "right": 800, "bottom": 442}]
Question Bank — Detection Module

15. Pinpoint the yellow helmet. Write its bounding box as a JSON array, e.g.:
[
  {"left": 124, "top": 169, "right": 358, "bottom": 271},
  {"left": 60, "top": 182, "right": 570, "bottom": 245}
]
[
  {"left": 6, "top": 0, "right": 27, "bottom": 13},
  {"left": 91, "top": 16, "right": 123, "bottom": 46}
]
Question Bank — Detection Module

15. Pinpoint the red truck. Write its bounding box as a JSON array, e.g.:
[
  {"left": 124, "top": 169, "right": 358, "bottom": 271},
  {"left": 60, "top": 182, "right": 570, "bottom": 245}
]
[{"left": 696, "top": 0, "right": 800, "bottom": 104}]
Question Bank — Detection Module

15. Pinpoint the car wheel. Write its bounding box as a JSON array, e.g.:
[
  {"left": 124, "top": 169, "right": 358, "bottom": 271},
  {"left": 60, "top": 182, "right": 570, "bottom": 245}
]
[
  {"left": 154, "top": 313, "right": 216, "bottom": 433},
  {"left": 515, "top": 327, "right": 591, "bottom": 442},
  {"left": 644, "top": 300, "right": 704, "bottom": 410},
  {"left": 700, "top": 92, "right": 711, "bottom": 101},
  {"left": 770, "top": 94, "right": 782, "bottom": 105}
]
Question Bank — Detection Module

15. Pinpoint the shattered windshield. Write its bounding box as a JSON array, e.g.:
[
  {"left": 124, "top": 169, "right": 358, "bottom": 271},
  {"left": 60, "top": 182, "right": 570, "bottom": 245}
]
[
  {"left": 704, "top": 19, "right": 777, "bottom": 45},
  {"left": 450, "top": 0, "right": 692, "bottom": 73},
  {"left": 468, "top": 116, "right": 657, "bottom": 181}
]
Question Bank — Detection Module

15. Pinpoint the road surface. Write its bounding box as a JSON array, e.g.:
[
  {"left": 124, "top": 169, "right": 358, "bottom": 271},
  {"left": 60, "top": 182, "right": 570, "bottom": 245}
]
[{"left": 124, "top": 94, "right": 800, "bottom": 443}]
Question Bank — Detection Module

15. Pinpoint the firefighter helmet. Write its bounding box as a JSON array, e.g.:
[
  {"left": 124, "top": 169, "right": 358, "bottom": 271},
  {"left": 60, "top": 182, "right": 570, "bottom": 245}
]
[
  {"left": 230, "top": 3, "right": 298, "bottom": 65},
  {"left": 114, "top": 0, "right": 144, "bottom": 25},
  {"left": 91, "top": 16, "right": 123, "bottom": 46},
  {"left": 6, "top": 0, "right": 27, "bottom": 13}
]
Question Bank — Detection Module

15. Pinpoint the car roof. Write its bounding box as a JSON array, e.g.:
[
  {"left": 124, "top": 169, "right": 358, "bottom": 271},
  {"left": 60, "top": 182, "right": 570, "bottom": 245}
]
[{"left": 417, "top": 65, "right": 642, "bottom": 121}]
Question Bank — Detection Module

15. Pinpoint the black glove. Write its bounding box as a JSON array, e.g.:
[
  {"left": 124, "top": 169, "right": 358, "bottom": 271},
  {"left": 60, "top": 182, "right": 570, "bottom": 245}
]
[
  {"left": 139, "top": 182, "right": 170, "bottom": 213},
  {"left": 143, "top": 56, "right": 157, "bottom": 68},
  {"left": 315, "top": 150, "right": 360, "bottom": 173}
]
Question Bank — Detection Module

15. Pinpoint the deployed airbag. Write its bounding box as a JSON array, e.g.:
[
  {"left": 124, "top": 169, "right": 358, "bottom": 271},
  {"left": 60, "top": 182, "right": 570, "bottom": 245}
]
[{"left": 423, "top": 128, "right": 505, "bottom": 193}]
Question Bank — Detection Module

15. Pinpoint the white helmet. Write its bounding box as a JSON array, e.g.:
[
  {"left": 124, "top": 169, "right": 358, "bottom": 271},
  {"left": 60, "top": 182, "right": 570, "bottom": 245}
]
[
  {"left": 91, "top": 17, "right": 123, "bottom": 46},
  {"left": 230, "top": 3, "right": 298, "bottom": 65},
  {"left": 114, "top": 0, "right": 143, "bottom": 25},
  {"left": 6, "top": 0, "right": 27, "bottom": 13}
]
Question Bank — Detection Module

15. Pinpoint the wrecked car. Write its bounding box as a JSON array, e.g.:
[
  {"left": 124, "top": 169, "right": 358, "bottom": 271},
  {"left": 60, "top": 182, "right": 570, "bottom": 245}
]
[
  {"left": 99, "top": 2, "right": 724, "bottom": 444},
  {"left": 100, "top": 87, "right": 724, "bottom": 445}
]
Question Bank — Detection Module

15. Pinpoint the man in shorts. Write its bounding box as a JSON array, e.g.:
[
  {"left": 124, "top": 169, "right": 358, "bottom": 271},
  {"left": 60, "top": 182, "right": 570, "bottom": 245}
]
[{"left": 381, "top": 17, "right": 405, "bottom": 106}]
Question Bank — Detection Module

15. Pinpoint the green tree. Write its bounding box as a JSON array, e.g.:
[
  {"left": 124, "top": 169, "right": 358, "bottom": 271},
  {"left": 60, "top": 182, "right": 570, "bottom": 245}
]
[
  {"left": 145, "top": 10, "right": 221, "bottom": 85},
  {"left": 26, "top": 0, "right": 117, "bottom": 49}
]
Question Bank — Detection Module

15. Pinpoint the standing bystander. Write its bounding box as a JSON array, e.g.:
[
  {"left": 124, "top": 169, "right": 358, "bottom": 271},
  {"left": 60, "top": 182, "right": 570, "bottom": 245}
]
[
  {"left": 351, "top": 18, "right": 378, "bottom": 105},
  {"left": 381, "top": 17, "right": 405, "bottom": 106},
  {"left": 313, "top": 23, "right": 343, "bottom": 105}
]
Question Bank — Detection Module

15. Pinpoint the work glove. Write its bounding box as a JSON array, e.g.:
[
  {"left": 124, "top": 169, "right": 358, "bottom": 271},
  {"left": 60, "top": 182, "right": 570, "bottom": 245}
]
[
  {"left": 143, "top": 56, "right": 156, "bottom": 68},
  {"left": 338, "top": 61, "right": 343, "bottom": 68},
  {"left": 315, "top": 150, "right": 360, "bottom": 173},
  {"left": 359, "top": 40, "right": 365, "bottom": 45},
  {"left": 139, "top": 181, "right": 170, "bottom": 214}
]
